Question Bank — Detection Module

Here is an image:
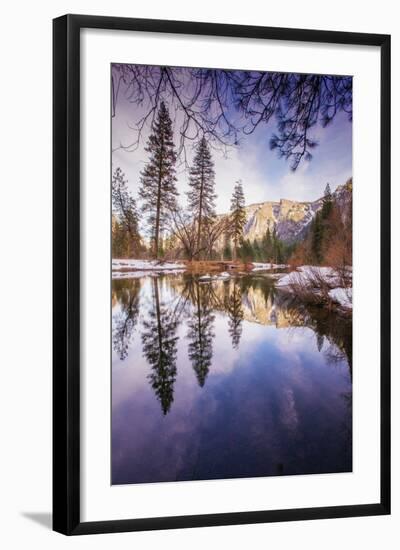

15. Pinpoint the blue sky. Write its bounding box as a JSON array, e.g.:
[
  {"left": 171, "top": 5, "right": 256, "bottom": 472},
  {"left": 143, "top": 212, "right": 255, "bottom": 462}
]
[{"left": 112, "top": 69, "right": 352, "bottom": 214}]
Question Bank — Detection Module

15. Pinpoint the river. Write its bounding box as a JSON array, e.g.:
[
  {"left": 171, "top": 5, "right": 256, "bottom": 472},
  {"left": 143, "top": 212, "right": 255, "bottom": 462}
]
[{"left": 112, "top": 272, "right": 352, "bottom": 484}]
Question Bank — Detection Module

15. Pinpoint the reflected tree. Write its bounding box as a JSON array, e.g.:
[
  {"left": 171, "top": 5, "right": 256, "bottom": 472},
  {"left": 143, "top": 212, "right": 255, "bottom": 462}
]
[
  {"left": 142, "top": 277, "right": 179, "bottom": 414},
  {"left": 274, "top": 288, "right": 352, "bottom": 377},
  {"left": 186, "top": 281, "right": 215, "bottom": 387},
  {"left": 227, "top": 281, "right": 244, "bottom": 349},
  {"left": 112, "top": 278, "right": 141, "bottom": 360},
  {"left": 311, "top": 307, "right": 352, "bottom": 376},
  {"left": 340, "top": 391, "right": 353, "bottom": 459},
  {"left": 316, "top": 333, "right": 324, "bottom": 352}
]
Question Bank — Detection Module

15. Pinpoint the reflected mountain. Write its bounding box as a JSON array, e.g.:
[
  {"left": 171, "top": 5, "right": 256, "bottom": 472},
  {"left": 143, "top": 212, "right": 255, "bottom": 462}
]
[{"left": 113, "top": 272, "right": 352, "bottom": 412}]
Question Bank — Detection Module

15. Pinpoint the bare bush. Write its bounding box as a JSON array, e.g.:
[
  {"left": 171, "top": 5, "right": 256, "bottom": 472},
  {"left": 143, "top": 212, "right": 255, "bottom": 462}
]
[{"left": 286, "top": 267, "right": 352, "bottom": 308}]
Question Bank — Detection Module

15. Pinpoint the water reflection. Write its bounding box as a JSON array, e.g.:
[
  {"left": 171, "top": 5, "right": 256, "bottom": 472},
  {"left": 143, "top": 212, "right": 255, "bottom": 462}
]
[
  {"left": 112, "top": 278, "right": 140, "bottom": 361},
  {"left": 184, "top": 280, "right": 215, "bottom": 387},
  {"left": 226, "top": 281, "right": 244, "bottom": 349},
  {"left": 112, "top": 273, "right": 352, "bottom": 484},
  {"left": 141, "top": 278, "right": 179, "bottom": 415}
]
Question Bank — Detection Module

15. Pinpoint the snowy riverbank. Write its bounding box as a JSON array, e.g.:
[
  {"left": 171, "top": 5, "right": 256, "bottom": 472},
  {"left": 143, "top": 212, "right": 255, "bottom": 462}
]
[
  {"left": 112, "top": 260, "right": 352, "bottom": 311},
  {"left": 112, "top": 259, "right": 186, "bottom": 271},
  {"left": 275, "top": 266, "right": 352, "bottom": 310},
  {"left": 112, "top": 259, "right": 187, "bottom": 279},
  {"left": 113, "top": 259, "right": 289, "bottom": 275},
  {"left": 251, "top": 262, "right": 288, "bottom": 271}
]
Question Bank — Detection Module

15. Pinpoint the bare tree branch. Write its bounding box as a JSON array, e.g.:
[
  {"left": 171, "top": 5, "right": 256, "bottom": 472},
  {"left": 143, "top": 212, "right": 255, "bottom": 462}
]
[{"left": 111, "top": 65, "right": 352, "bottom": 169}]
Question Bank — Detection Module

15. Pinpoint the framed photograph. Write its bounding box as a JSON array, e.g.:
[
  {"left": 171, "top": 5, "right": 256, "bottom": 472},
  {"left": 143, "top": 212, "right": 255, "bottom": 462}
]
[{"left": 53, "top": 14, "right": 391, "bottom": 535}]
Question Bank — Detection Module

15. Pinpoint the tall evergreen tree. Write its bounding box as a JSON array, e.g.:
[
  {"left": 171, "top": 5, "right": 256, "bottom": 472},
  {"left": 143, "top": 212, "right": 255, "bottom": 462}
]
[
  {"left": 112, "top": 220, "right": 128, "bottom": 258},
  {"left": 321, "top": 182, "right": 333, "bottom": 220},
  {"left": 310, "top": 183, "right": 334, "bottom": 264},
  {"left": 222, "top": 234, "right": 232, "bottom": 260},
  {"left": 271, "top": 225, "right": 279, "bottom": 263},
  {"left": 240, "top": 239, "right": 254, "bottom": 262},
  {"left": 311, "top": 211, "right": 324, "bottom": 263},
  {"left": 262, "top": 226, "right": 273, "bottom": 261},
  {"left": 253, "top": 239, "right": 262, "bottom": 261},
  {"left": 139, "top": 101, "right": 178, "bottom": 259},
  {"left": 187, "top": 136, "right": 216, "bottom": 258},
  {"left": 112, "top": 167, "right": 141, "bottom": 257},
  {"left": 230, "top": 180, "right": 246, "bottom": 261}
]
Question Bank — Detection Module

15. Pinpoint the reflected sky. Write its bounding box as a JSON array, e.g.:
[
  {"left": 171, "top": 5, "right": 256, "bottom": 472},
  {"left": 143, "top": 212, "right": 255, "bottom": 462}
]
[{"left": 112, "top": 273, "right": 352, "bottom": 485}]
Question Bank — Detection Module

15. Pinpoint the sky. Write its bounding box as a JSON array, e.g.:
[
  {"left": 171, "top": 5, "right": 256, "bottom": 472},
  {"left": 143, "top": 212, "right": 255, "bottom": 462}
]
[{"left": 112, "top": 67, "right": 352, "bottom": 216}]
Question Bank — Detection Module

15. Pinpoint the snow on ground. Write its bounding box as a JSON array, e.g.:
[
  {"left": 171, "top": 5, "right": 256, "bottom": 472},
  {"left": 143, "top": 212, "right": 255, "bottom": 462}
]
[
  {"left": 199, "top": 272, "right": 231, "bottom": 282},
  {"left": 275, "top": 266, "right": 346, "bottom": 288},
  {"left": 275, "top": 265, "right": 352, "bottom": 309},
  {"left": 251, "top": 263, "right": 288, "bottom": 271},
  {"left": 112, "top": 270, "right": 185, "bottom": 280},
  {"left": 112, "top": 259, "right": 186, "bottom": 271},
  {"left": 261, "top": 273, "right": 285, "bottom": 279},
  {"left": 328, "top": 287, "right": 352, "bottom": 309}
]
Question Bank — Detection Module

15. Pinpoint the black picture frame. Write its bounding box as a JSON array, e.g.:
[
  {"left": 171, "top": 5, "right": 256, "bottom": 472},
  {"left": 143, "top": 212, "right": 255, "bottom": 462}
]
[{"left": 53, "top": 14, "right": 391, "bottom": 535}]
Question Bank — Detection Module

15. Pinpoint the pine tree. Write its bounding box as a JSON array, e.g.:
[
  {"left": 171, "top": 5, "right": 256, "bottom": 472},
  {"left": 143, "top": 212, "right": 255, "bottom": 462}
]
[
  {"left": 240, "top": 239, "right": 253, "bottom": 262},
  {"left": 112, "top": 220, "right": 129, "bottom": 257},
  {"left": 262, "top": 226, "right": 272, "bottom": 261},
  {"left": 321, "top": 182, "right": 333, "bottom": 220},
  {"left": 309, "top": 184, "right": 334, "bottom": 264},
  {"left": 187, "top": 136, "right": 216, "bottom": 258},
  {"left": 112, "top": 167, "right": 141, "bottom": 257},
  {"left": 222, "top": 230, "right": 232, "bottom": 260},
  {"left": 223, "top": 239, "right": 232, "bottom": 260},
  {"left": 253, "top": 239, "right": 261, "bottom": 261},
  {"left": 270, "top": 224, "right": 284, "bottom": 264},
  {"left": 230, "top": 180, "right": 246, "bottom": 261},
  {"left": 311, "top": 211, "right": 324, "bottom": 263},
  {"left": 139, "top": 101, "right": 178, "bottom": 259},
  {"left": 276, "top": 241, "right": 283, "bottom": 264},
  {"left": 272, "top": 225, "right": 278, "bottom": 263}
]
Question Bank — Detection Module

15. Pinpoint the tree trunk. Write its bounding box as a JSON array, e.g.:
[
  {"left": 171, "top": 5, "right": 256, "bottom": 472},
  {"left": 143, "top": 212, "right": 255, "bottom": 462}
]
[
  {"left": 196, "top": 161, "right": 205, "bottom": 259},
  {"left": 154, "top": 184, "right": 161, "bottom": 259},
  {"left": 154, "top": 148, "right": 164, "bottom": 259}
]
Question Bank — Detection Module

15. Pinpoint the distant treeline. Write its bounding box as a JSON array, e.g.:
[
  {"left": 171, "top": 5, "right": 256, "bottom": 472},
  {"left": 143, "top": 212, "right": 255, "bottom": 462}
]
[
  {"left": 222, "top": 226, "right": 296, "bottom": 264},
  {"left": 290, "top": 181, "right": 352, "bottom": 268}
]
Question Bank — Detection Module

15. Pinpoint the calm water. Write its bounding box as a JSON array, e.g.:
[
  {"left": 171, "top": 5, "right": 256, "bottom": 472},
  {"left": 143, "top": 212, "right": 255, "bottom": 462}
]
[{"left": 112, "top": 273, "right": 352, "bottom": 485}]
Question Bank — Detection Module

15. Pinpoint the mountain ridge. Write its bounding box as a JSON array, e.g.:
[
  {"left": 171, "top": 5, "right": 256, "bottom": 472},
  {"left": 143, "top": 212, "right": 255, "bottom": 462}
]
[{"left": 218, "top": 179, "right": 352, "bottom": 245}]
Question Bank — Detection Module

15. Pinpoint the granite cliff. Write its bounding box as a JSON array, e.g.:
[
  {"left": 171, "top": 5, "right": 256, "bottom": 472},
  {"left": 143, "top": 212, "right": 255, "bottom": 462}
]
[{"left": 220, "top": 179, "right": 352, "bottom": 245}]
